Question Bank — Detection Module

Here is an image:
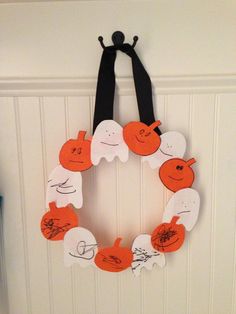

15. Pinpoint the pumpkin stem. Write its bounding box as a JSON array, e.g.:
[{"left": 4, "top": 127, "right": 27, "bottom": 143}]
[
  {"left": 171, "top": 216, "right": 180, "bottom": 224},
  {"left": 186, "top": 158, "right": 196, "bottom": 166},
  {"left": 77, "top": 131, "right": 87, "bottom": 141},
  {"left": 150, "top": 120, "right": 161, "bottom": 130},
  {"left": 49, "top": 202, "right": 57, "bottom": 211},
  {"left": 113, "top": 237, "right": 122, "bottom": 247}
]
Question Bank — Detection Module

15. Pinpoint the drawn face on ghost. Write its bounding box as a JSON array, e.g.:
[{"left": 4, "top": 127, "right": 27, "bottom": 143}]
[
  {"left": 46, "top": 165, "right": 83, "bottom": 209},
  {"left": 64, "top": 227, "right": 98, "bottom": 267},
  {"left": 162, "top": 188, "right": 200, "bottom": 231},
  {"left": 131, "top": 234, "right": 165, "bottom": 276},
  {"left": 142, "top": 131, "right": 186, "bottom": 169},
  {"left": 91, "top": 120, "right": 129, "bottom": 165}
]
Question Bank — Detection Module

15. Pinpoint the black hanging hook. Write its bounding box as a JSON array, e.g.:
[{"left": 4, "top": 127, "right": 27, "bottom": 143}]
[{"left": 98, "top": 31, "right": 139, "bottom": 49}]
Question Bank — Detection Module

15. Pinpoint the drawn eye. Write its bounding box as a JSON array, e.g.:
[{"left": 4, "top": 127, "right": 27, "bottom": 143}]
[
  {"left": 145, "top": 132, "right": 151, "bottom": 137},
  {"left": 139, "top": 129, "right": 145, "bottom": 135},
  {"left": 71, "top": 147, "right": 77, "bottom": 154},
  {"left": 176, "top": 165, "right": 183, "bottom": 170},
  {"left": 77, "top": 147, "right": 82, "bottom": 154}
]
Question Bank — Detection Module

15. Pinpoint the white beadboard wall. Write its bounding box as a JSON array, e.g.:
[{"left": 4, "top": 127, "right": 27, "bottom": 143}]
[
  {"left": 0, "top": 77, "right": 236, "bottom": 314},
  {"left": 1, "top": 1, "right": 236, "bottom": 314}
]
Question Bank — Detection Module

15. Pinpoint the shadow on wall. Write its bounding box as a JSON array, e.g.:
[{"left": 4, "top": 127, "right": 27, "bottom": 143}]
[{"left": 0, "top": 197, "right": 9, "bottom": 314}]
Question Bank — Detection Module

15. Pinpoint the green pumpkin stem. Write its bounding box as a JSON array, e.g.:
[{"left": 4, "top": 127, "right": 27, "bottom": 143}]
[
  {"left": 150, "top": 120, "right": 161, "bottom": 130},
  {"left": 77, "top": 130, "right": 86, "bottom": 141},
  {"left": 114, "top": 237, "right": 122, "bottom": 247}
]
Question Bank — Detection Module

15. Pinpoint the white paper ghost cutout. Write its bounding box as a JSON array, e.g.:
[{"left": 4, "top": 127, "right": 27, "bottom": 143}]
[
  {"left": 91, "top": 120, "right": 129, "bottom": 165},
  {"left": 63, "top": 227, "right": 98, "bottom": 267},
  {"left": 131, "top": 234, "right": 165, "bottom": 276},
  {"left": 142, "top": 131, "right": 186, "bottom": 169},
  {"left": 162, "top": 188, "right": 200, "bottom": 231},
  {"left": 46, "top": 165, "right": 83, "bottom": 209}
]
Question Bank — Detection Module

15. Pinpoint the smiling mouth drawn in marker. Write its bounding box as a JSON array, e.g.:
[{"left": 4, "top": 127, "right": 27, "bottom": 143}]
[
  {"left": 135, "top": 136, "right": 145, "bottom": 143},
  {"left": 100, "top": 141, "right": 119, "bottom": 146},
  {"left": 168, "top": 176, "right": 183, "bottom": 181},
  {"left": 159, "top": 148, "right": 173, "bottom": 157}
]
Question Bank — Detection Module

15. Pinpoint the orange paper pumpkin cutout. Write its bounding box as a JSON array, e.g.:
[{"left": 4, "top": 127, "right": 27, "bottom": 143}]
[
  {"left": 95, "top": 238, "right": 133, "bottom": 272},
  {"left": 40, "top": 202, "right": 78, "bottom": 241},
  {"left": 59, "top": 131, "right": 93, "bottom": 172},
  {"left": 151, "top": 216, "right": 185, "bottom": 253},
  {"left": 159, "top": 158, "right": 196, "bottom": 192},
  {"left": 123, "top": 121, "right": 161, "bottom": 156}
]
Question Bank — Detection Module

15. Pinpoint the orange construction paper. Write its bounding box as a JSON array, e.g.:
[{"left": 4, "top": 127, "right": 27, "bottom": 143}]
[
  {"left": 151, "top": 216, "right": 185, "bottom": 253},
  {"left": 123, "top": 121, "right": 161, "bottom": 156},
  {"left": 40, "top": 202, "right": 78, "bottom": 241},
  {"left": 59, "top": 130, "right": 93, "bottom": 172},
  {"left": 95, "top": 238, "right": 133, "bottom": 272},
  {"left": 159, "top": 157, "right": 196, "bottom": 192}
]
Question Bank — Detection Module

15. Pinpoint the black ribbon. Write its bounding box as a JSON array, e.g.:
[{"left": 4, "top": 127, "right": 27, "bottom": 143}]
[{"left": 93, "top": 44, "right": 161, "bottom": 135}]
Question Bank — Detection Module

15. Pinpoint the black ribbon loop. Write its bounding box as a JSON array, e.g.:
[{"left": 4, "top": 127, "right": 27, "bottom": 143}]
[{"left": 93, "top": 43, "right": 161, "bottom": 135}]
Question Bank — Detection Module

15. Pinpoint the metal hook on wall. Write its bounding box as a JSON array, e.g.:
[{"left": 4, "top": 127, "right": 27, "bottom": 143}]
[{"left": 98, "top": 31, "right": 139, "bottom": 49}]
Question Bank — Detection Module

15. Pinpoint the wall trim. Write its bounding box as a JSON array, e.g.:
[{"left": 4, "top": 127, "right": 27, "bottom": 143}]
[{"left": 1, "top": 75, "right": 236, "bottom": 96}]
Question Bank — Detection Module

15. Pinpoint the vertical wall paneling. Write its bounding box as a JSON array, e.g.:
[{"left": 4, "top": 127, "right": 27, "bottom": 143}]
[
  {"left": 188, "top": 94, "right": 215, "bottom": 314},
  {"left": 17, "top": 97, "right": 51, "bottom": 314},
  {"left": 0, "top": 98, "right": 29, "bottom": 314},
  {"left": 42, "top": 97, "right": 74, "bottom": 314},
  {"left": 0, "top": 151, "right": 9, "bottom": 314},
  {"left": 211, "top": 95, "right": 236, "bottom": 314},
  {"left": 39, "top": 96, "right": 54, "bottom": 314},
  {"left": 0, "top": 80, "right": 236, "bottom": 314}
]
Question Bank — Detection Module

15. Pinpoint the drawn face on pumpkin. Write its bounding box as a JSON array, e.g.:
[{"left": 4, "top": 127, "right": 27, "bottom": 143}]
[
  {"left": 142, "top": 131, "right": 186, "bottom": 168},
  {"left": 95, "top": 238, "right": 133, "bottom": 272},
  {"left": 64, "top": 227, "right": 98, "bottom": 267},
  {"left": 59, "top": 131, "right": 92, "bottom": 172},
  {"left": 91, "top": 120, "right": 129, "bottom": 165},
  {"left": 162, "top": 188, "right": 200, "bottom": 231},
  {"left": 46, "top": 165, "right": 83, "bottom": 209},
  {"left": 123, "top": 121, "right": 161, "bottom": 156},
  {"left": 159, "top": 158, "right": 196, "bottom": 192},
  {"left": 151, "top": 216, "right": 185, "bottom": 253},
  {"left": 41, "top": 202, "right": 78, "bottom": 241},
  {"left": 131, "top": 234, "right": 165, "bottom": 276}
]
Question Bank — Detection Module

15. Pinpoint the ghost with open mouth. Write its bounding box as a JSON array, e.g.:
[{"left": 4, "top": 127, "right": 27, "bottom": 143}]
[
  {"left": 142, "top": 131, "right": 186, "bottom": 169},
  {"left": 91, "top": 120, "right": 129, "bottom": 165},
  {"left": 64, "top": 227, "right": 98, "bottom": 267}
]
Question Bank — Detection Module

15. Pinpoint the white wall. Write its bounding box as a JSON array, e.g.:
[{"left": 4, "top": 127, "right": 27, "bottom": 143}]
[{"left": 0, "top": 1, "right": 236, "bottom": 314}]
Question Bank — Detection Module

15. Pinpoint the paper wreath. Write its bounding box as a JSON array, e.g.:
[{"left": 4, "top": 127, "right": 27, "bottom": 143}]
[{"left": 40, "top": 119, "right": 200, "bottom": 275}]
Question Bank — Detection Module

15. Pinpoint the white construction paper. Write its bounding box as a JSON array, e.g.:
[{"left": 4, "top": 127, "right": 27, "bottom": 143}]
[
  {"left": 64, "top": 227, "right": 98, "bottom": 267},
  {"left": 142, "top": 131, "right": 186, "bottom": 169},
  {"left": 91, "top": 120, "right": 129, "bottom": 165},
  {"left": 46, "top": 165, "right": 83, "bottom": 209},
  {"left": 131, "top": 234, "right": 165, "bottom": 276},
  {"left": 162, "top": 188, "right": 200, "bottom": 231}
]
